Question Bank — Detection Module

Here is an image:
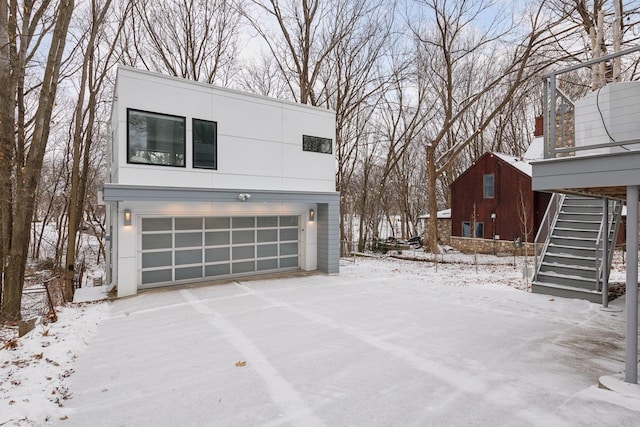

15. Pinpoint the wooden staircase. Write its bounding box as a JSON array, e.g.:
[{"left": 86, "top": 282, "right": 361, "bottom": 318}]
[{"left": 532, "top": 194, "right": 623, "bottom": 302}]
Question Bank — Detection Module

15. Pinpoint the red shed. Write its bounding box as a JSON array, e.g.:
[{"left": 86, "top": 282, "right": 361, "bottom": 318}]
[{"left": 450, "top": 152, "right": 551, "bottom": 243}]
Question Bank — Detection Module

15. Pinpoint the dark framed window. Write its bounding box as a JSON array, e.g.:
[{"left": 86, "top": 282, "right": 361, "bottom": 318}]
[
  {"left": 193, "top": 119, "right": 217, "bottom": 169},
  {"left": 127, "top": 109, "right": 185, "bottom": 167},
  {"left": 303, "top": 135, "right": 332, "bottom": 154},
  {"left": 483, "top": 174, "right": 495, "bottom": 198},
  {"left": 462, "top": 222, "right": 484, "bottom": 238}
]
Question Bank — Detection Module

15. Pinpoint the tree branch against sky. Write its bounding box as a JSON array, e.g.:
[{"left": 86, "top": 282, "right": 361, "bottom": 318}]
[{"left": 408, "top": 0, "right": 575, "bottom": 253}]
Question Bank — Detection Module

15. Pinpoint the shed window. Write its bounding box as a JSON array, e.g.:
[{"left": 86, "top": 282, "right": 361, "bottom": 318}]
[
  {"left": 127, "top": 109, "right": 185, "bottom": 167},
  {"left": 303, "top": 135, "right": 332, "bottom": 154},
  {"left": 193, "top": 119, "right": 217, "bottom": 169},
  {"left": 462, "top": 222, "right": 484, "bottom": 238},
  {"left": 483, "top": 174, "right": 495, "bottom": 198}
]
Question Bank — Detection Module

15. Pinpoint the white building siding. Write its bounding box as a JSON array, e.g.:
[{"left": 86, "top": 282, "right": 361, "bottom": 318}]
[{"left": 112, "top": 66, "right": 335, "bottom": 193}]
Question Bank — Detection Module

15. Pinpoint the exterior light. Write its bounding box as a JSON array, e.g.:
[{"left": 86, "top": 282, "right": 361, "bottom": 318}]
[
  {"left": 124, "top": 209, "right": 132, "bottom": 226},
  {"left": 491, "top": 213, "right": 496, "bottom": 219},
  {"left": 238, "top": 193, "right": 251, "bottom": 202},
  {"left": 309, "top": 208, "right": 315, "bottom": 222}
]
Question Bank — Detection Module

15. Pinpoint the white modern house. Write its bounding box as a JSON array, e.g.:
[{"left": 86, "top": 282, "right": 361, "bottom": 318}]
[{"left": 102, "top": 66, "right": 339, "bottom": 298}]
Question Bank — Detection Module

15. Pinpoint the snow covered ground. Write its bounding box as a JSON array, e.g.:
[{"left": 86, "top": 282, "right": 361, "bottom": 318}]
[{"left": 1, "top": 253, "right": 639, "bottom": 426}]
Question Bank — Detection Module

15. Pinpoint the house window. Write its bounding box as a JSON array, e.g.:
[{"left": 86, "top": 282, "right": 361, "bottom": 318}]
[
  {"left": 483, "top": 174, "right": 495, "bottom": 198},
  {"left": 462, "top": 222, "right": 484, "bottom": 238},
  {"left": 127, "top": 109, "right": 185, "bottom": 167},
  {"left": 303, "top": 135, "right": 332, "bottom": 154},
  {"left": 193, "top": 119, "right": 217, "bottom": 169}
]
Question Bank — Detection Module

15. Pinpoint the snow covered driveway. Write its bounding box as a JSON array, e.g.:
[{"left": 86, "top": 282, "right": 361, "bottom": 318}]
[{"left": 61, "top": 257, "right": 638, "bottom": 426}]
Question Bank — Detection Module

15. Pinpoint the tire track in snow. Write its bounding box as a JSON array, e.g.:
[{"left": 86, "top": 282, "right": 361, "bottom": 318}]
[
  {"left": 233, "top": 281, "right": 573, "bottom": 427},
  {"left": 179, "top": 289, "right": 326, "bottom": 427}
]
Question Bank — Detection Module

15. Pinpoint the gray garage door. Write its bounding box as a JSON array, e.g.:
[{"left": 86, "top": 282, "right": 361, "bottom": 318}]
[{"left": 139, "top": 215, "right": 299, "bottom": 287}]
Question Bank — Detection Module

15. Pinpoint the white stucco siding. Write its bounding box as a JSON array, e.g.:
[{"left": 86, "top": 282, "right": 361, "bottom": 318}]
[{"left": 112, "top": 66, "right": 335, "bottom": 193}]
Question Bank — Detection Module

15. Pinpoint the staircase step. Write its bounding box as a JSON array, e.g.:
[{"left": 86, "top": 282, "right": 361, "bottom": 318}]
[
  {"left": 553, "top": 227, "right": 599, "bottom": 238},
  {"left": 532, "top": 281, "right": 602, "bottom": 303},
  {"left": 558, "top": 212, "right": 605, "bottom": 222},
  {"left": 536, "top": 271, "right": 597, "bottom": 289},
  {"left": 546, "top": 243, "right": 596, "bottom": 259},
  {"left": 539, "top": 262, "right": 596, "bottom": 279},
  {"left": 549, "top": 236, "right": 598, "bottom": 248},
  {"left": 555, "top": 219, "right": 602, "bottom": 230},
  {"left": 543, "top": 252, "right": 596, "bottom": 268},
  {"left": 561, "top": 204, "right": 603, "bottom": 213}
]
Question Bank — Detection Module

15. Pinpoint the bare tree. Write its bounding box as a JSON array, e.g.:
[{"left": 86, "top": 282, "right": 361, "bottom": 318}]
[
  {"left": 123, "top": 0, "right": 243, "bottom": 85},
  {"left": 62, "top": 0, "right": 127, "bottom": 301},
  {"left": 412, "top": 0, "right": 570, "bottom": 253},
  {"left": 0, "top": 0, "right": 76, "bottom": 321}
]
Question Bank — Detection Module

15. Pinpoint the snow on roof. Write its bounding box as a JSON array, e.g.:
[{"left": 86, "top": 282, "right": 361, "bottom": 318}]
[
  {"left": 419, "top": 208, "right": 451, "bottom": 220},
  {"left": 523, "top": 136, "right": 544, "bottom": 161},
  {"left": 492, "top": 152, "right": 532, "bottom": 177}
]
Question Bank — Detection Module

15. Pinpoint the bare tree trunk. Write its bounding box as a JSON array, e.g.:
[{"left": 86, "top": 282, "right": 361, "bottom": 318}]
[{"left": 0, "top": 0, "right": 75, "bottom": 321}]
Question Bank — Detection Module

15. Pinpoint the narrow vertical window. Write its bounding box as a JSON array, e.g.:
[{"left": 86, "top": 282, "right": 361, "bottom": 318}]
[
  {"left": 483, "top": 174, "right": 495, "bottom": 198},
  {"left": 462, "top": 222, "right": 471, "bottom": 237},
  {"left": 193, "top": 119, "right": 217, "bottom": 169}
]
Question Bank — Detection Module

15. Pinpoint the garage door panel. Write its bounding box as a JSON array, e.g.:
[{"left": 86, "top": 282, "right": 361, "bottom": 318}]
[
  {"left": 257, "top": 229, "right": 277, "bottom": 242},
  {"left": 257, "top": 216, "right": 278, "bottom": 227},
  {"left": 205, "top": 264, "right": 230, "bottom": 277},
  {"left": 205, "top": 217, "right": 230, "bottom": 229},
  {"left": 140, "top": 215, "right": 299, "bottom": 288},
  {"left": 205, "top": 231, "right": 229, "bottom": 246},
  {"left": 257, "top": 244, "right": 277, "bottom": 258},
  {"left": 233, "top": 261, "right": 255, "bottom": 274},
  {"left": 280, "top": 216, "right": 298, "bottom": 226},
  {"left": 175, "top": 232, "right": 202, "bottom": 247},
  {"left": 142, "top": 218, "right": 172, "bottom": 232},
  {"left": 232, "top": 217, "right": 255, "bottom": 228},
  {"left": 175, "top": 266, "right": 203, "bottom": 280},
  {"left": 142, "top": 234, "right": 172, "bottom": 250},
  {"left": 258, "top": 259, "right": 278, "bottom": 271},
  {"left": 175, "top": 249, "right": 202, "bottom": 265},
  {"left": 280, "top": 257, "right": 298, "bottom": 268},
  {"left": 142, "top": 269, "right": 172, "bottom": 285},
  {"left": 232, "top": 246, "right": 255, "bottom": 260},
  {"left": 233, "top": 230, "right": 254, "bottom": 244},
  {"left": 205, "top": 247, "right": 229, "bottom": 262},
  {"left": 280, "top": 229, "right": 297, "bottom": 241},
  {"left": 142, "top": 251, "right": 172, "bottom": 268},
  {"left": 280, "top": 242, "right": 298, "bottom": 256},
  {"left": 175, "top": 217, "right": 203, "bottom": 230}
]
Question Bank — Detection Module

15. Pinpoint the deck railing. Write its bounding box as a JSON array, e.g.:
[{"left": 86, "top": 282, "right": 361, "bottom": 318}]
[{"left": 543, "top": 45, "right": 640, "bottom": 159}]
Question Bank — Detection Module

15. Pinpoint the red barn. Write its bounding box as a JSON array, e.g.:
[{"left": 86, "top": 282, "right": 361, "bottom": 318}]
[{"left": 450, "top": 152, "right": 551, "bottom": 244}]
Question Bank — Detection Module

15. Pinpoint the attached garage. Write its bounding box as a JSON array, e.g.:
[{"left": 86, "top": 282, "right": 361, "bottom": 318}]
[{"left": 139, "top": 215, "right": 300, "bottom": 288}]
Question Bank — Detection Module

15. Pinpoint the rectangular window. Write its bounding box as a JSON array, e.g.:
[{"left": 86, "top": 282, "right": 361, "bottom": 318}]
[
  {"left": 193, "top": 119, "right": 217, "bottom": 169},
  {"left": 483, "top": 174, "right": 495, "bottom": 198},
  {"left": 127, "top": 109, "right": 185, "bottom": 167},
  {"left": 303, "top": 135, "right": 332, "bottom": 154},
  {"left": 462, "top": 222, "right": 471, "bottom": 237},
  {"left": 462, "top": 222, "right": 484, "bottom": 238}
]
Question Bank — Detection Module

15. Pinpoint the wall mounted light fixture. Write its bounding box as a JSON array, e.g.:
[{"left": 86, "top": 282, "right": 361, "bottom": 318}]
[
  {"left": 124, "top": 209, "right": 132, "bottom": 226},
  {"left": 309, "top": 208, "right": 315, "bottom": 222}
]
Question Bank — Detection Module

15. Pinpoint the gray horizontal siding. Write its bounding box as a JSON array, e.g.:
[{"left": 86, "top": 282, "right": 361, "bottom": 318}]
[{"left": 317, "top": 201, "right": 340, "bottom": 274}]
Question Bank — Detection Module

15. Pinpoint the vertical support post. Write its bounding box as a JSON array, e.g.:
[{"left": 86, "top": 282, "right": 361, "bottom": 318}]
[
  {"left": 602, "top": 197, "right": 609, "bottom": 308},
  {"left": 625, "top": 186, "right": 638, "bottom": 384},
  {"left": 549, "top": 75, "right": 557, "bottom": 159}
]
